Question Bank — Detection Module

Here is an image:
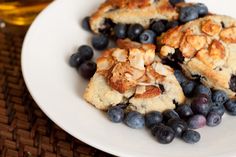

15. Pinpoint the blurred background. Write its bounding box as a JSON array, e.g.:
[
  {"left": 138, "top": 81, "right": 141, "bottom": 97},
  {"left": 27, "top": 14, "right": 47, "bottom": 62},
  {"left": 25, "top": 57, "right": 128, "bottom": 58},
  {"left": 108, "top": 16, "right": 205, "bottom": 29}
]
[{"left": 0, "top": 0, "right": 113, "bottom": 156}]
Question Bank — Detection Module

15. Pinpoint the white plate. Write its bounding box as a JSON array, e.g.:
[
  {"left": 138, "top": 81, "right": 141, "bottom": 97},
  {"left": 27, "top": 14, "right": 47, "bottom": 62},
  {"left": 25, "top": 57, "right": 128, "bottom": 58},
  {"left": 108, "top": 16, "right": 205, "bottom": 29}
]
[{"left": 22, "top": 0, "right": 236, "bottom": 157}]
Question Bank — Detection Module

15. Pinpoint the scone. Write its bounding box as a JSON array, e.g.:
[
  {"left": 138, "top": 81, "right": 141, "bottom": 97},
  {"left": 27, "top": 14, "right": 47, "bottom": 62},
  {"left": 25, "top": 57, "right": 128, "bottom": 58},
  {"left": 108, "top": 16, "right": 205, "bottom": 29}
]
[
  {"left": 84, "top": 41, "right": 185, "bottom": 114},
  {"left": 89, "top": 0, "right": 179, "bottom": 33},
  {"left": 159, "top": 15, "right": 236, "bottom": 98}
]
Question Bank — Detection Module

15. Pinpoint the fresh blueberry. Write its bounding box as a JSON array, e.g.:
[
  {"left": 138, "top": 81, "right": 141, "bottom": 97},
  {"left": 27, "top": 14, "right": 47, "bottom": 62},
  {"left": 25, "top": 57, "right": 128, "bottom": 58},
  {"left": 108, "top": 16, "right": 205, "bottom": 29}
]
[
  {"left": 174, "top": 70, "right": 187, "bottom": 85},
  {"left": 151, "top": 123, "right": 161, "bottom": 136},
  {"left": 191, "top": 94, "right": 210, "bottom": 116},
  {"left": 78, "top": 45, "right": 94, "bottom": 60},
  {"left": 169, "top": 0, "right": 185, "bottom": 6},
  {"left": 229, "top": 75, "right": 236, "bottom": 92},
  {"left": 194, "top": 84, "right": 211, "bottom": 97},
  {"left": 91, "top": 34, "right": 109, "bottom": 50},
  {"left": 79, "top": 61, "right": 97, "bottom": 79},
  {"left": 176, "top": 104, "right": 193, "bottom": 118},
  {"left": 150, "top": 20, "right": 166, "bottom": 35},
  {"left": 181, "top": 80, "right": 196, "bottom": 97},
  {"left": 212, "top": 90, "right": 228, "bottom": 104},
  {"left": 163, "top": 109, "right": 180, "bottom": 122},
  {"left": 125, "top": 111, "right": 145, "bottom": 129},
  {"left": 69, "top": 53, "right": 86, "bottom": 68},
  {"left": 209, "top": 102, "right": 225, "bottom": 117},
  {"left": 154, "top": 124, "right": 175, "bottom": 144},
  {"left": 182, "top": 130, "right": 200, "bottom": 144},
  {"left": 139, "top": 30, "right": 156, "bottom": 44},
  {"left": 167, "top": 118, "right": 187, "bottom": 137},
  {"left": 107, "top": 106, "right": 124, "bottom": 123},
  {"left": 127, "top": 24, "right": 144, "bottom": 41},
  {"left": 145, "top": 111, "right": 163, "bottom": 128},
  {"left": 187, "top": 115, "right": 206, "bottom": 129},
  {"left": 206, "top": 112, "right": 222, "bottom": 127},
  {"left": 82, "top": 16, "right": 91, "bottom": 31},
  {"left": 194, "top": 3, "right": 208, "bottom": 17},
  {"left": 114, "top": 23, "right": 127, "bottom": 39},
  {"left": 179, "top": 6, "right": 199, "bottom": 23},
  {"left": 224, "top": 99, "right": 236, "bottom": 115},
  {"left": 166, "top": 20, "right": 179, "bottom": 30}
]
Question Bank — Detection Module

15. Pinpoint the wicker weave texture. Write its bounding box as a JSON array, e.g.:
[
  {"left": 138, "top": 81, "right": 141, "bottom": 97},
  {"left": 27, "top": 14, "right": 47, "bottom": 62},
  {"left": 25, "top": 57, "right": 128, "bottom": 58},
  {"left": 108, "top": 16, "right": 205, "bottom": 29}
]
[{"left": 0, "top": 27, "right": 113, "bottom": 157}]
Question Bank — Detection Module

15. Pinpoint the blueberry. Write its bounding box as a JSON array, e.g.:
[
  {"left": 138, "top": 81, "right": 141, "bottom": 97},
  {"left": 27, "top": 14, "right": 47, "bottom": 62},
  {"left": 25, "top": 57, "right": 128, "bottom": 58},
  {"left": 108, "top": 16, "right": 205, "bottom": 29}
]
[
  {"left": 212, "top": 90, "right": 228, "bottom": 104},
  {"left": 150, "top": 20, "right": 166, "bottom": 35},
  {"left": 92, "top": 34, "right": 109, "bottom": 50},
  {"left": 107, "top": 106, "right": 124, "bottom": 123},
  {"left": 125, "top": 111, "right": 145, "bottom": 129},
  {"left": 127, "top": 24, "right": 144, "bottom": 41},
  {"left": 206, "top": 112, "right": 222, "bottom": 127},
  {"left": 79, "top": 61, "right": 97, "bottom": 79},
  {"left": 224, "top": 99, "right": 236, "bottom": 115},
  {"left": 194, "top": 84, "right": 211, "bottom": 97},
  {"left": 82, "top": 16, "right": 91, "bottom": 31},
  {"left": 167, "top": 118, "right": 187, "bottom": 137},
  {"left": 145, "top": 111, "right": 163, "bottom": 128},
  {"left": 194, "top": 3, "right": 208, "bottom": 17},
  {"left": 181, "top": 80, "right": 196, "bottom": 97},
  {"left": 191, "top": 94, "right": 210, "bottom": 116},
  {"left": 166, "top": 20, "right": 179, "bottom": 30},
  {"left": 78, "top": 45, "right": 94, "bottom": 60},
  {"left": 163, "top": 109, "right": 180, "bottom": 122},
  {"left": 182, "top": 130, "right": 200, "bottom": 144},
  {"left": 139, "top": 30, "right": 156, "bottom": 44},
  {"left": 169, "top": 0, "right": 185, "bottom": 6},
  {"left": 187, "top": 115, "right": 206, "bottom": 129},
  {"left": 151, "top": 123, "right": 161, "bottom": 136},
  {"left": 179, "top": 6, "right": 199, "bottom": 23},
  {"left": 114, "top": 23, "right": 127, "bottom": 39},
  {"left": 176, "top": 104, "right": 193, "bottom": 118},
  {"left": 174, "top": 70, "right": 187, "bottom": 85},
  {"left": 229, "top": 75, "right": 236, "bottom": 92},
  {"left": 154, "top": 124, "right": 175, "bottom": 144},
  {"left": 172, "top": 49, "right": 184, "bottom": 63},
  {"left": 69, "top": 53, "right": 86, "bottom": 68},
  {"left": 209, "top": 102, "right": 225, "bottom": 117}
]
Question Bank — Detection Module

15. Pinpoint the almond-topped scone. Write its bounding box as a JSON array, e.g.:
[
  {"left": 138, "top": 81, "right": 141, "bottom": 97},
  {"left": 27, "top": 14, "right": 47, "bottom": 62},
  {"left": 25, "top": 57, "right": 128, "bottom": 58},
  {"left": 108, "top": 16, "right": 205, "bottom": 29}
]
[
  {"left": 90, "top": 0, "right": 178, "bottom": 34},
  {"left": 84, "top": 42, "right": 185, "bottom": 114},
  {"left": 159, "top": 15, "right": 236, "bottom": 98}
]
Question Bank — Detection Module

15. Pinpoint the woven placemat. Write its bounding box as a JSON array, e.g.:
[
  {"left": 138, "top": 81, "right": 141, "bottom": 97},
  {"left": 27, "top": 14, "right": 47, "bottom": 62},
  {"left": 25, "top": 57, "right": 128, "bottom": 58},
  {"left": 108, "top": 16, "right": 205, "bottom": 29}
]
[{"left": 0, "top": 24, "right": 114, "bottom": 157}]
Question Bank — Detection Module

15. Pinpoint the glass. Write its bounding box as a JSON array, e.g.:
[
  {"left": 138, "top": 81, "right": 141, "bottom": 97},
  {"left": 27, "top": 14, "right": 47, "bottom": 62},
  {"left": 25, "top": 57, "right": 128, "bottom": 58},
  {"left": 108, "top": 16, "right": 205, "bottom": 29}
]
[{"left": 0, "top": 0, "right": 52, "bottom": 26}]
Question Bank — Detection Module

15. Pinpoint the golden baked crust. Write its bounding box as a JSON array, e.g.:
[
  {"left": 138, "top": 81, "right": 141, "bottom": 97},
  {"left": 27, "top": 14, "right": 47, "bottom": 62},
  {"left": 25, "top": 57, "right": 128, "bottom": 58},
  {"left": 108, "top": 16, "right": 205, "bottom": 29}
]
[
  {"left": 159, "top": 15, "right": 236, "bottom": 98},
  {"left": 89, "top": 0, "right": 178, "bottom": 33},
  {"left": 84, "top": 41, "right": 185, "bottom": 113}
]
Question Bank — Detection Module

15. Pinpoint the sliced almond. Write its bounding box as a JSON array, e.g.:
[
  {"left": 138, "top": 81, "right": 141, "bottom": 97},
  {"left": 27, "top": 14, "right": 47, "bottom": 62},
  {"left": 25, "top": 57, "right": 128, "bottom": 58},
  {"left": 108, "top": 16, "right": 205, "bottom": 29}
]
[
  {"left": 96, "top": 57, "right": 114, "bottom": 71},
  {"left": 108, "top": 62, "right": 137, "bottom": 93},
  {"left": 201, "top": 19, "right": 222, "bottom": 36},
  {"left": 144, "top": 48, "right": 155, "bottom": 65},
  {"left": 186, "top": 35, "right": 207, "bottom": 51},
  {"left": 180, "top": 29, "right": 196, "bottom": 58},
  {"left": 112, "top": 48, "right": 128, "bottom": 62},
  {"left": 160, "top": 45, "right": 175, "bottom": 57},
  {"left": 161, "top": 26, "right": 183, "bottom": 48},
  {"left": 220, "top": 27, "right": 236, "bottom": 43},
  {"left": 134, "top": 86, "right": 161, "bottom": 98},
  {"left": 209, "top": 40, "right": 226, "bottom": 59},
  {"left": 128, "top": 48, "right": 145, "bottom": 70}
]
